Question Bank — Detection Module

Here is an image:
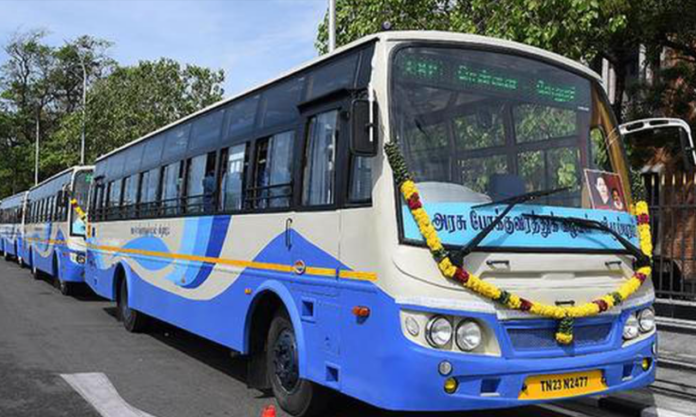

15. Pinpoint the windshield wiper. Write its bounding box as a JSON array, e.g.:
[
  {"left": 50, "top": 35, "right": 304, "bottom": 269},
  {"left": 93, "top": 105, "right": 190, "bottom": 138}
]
[
  {"left": 522, "top": 213, "right": 650, "bottom": 267},
  {"left": 450, "top": 187, "right": 569, "bottom": 265}
]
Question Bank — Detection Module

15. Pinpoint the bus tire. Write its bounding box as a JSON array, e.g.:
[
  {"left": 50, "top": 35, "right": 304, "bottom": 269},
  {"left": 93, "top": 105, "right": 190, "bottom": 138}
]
[
  {"left": 266, "top": 311, "right": 330, "bottom": 417},
  {"left": 31, "top": 261, "right": 42, "bottom": 280},
  {"left": 53, "top": 255, "right": 71, "bottom": 296},
  {"left": 117, "top": 278, "right": 148, "bottom": 333}
]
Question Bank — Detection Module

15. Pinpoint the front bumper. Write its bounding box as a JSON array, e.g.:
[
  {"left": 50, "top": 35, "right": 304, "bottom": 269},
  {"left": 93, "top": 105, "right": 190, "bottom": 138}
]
[{"left": 375, "top": 333, "right": 655, "bottom": 411}]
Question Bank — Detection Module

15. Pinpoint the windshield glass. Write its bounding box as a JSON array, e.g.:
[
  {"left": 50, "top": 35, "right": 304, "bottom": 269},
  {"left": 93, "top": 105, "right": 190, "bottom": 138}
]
[
  {"left": 391, "top": 46, "right": 632, "bottom": 210},
  {"left": 71, "top": 170, "right": 92, "bottom": 237}
]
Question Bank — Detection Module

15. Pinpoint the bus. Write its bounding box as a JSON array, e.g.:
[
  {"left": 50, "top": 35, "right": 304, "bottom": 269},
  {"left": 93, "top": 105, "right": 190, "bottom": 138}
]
[
  {"left": 24, "top": 166, "right": 94, "bottom": 295},
  {"left": 84, "top": 31, "right": 656, "bottom": 416},
  {"left": 0, "top": 192, "right": 28, "bottom": 262}
]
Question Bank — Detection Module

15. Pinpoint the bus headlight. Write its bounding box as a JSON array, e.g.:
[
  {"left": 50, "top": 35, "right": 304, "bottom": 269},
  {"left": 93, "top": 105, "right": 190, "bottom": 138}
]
[
  {"left": 426, "top": 316, "right": 453, "bottom": 348},
  {"left": 455, "top": 320, "right": 482, "bottom": 351},
  {"left": 638, "top": 308, "right": 655, "bottom": 333},
  {"left": 623, "top": 314, "right": 640, "bottom": 340}
]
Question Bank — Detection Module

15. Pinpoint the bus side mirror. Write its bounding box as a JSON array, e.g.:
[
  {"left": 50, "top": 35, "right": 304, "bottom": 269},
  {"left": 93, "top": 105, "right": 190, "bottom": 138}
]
[{"left": 350, "top": 99, "right": 378, "bottom": 157}]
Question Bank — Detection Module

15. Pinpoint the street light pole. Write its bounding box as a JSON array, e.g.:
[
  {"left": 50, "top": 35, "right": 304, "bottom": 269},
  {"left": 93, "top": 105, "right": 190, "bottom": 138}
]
[
  {"left": 328, "top": 0, "right": 336, "bottom": 53},
  {"left": 35, "top": 110, "right": 40, "bottom": 186},
  {"left": 78, "top": 53, "right": 87, "bottom": 165}
]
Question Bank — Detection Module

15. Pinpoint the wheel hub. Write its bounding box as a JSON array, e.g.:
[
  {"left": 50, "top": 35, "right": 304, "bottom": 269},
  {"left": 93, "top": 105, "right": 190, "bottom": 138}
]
[{"left": 273, "top": 329, "right": 299, "bottom": 392}]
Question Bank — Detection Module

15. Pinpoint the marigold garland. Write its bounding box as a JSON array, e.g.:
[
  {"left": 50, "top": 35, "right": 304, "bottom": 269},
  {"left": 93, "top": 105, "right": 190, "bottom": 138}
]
[{"left": 385, "top": 142, "right": 654, "bottom": 345}]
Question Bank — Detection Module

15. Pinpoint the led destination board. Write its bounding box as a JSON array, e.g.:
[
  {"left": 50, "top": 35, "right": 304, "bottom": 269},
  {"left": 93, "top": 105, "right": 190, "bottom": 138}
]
[{"left": 397, "top": 51, "right": 588, "bottom": 107}]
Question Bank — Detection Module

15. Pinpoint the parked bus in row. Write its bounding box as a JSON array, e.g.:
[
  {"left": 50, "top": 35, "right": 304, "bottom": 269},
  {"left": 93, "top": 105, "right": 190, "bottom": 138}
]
[
  {"left": 83, "top": 31, "right": 655, "bottom": 416},
  {"left": 23, "top": 166, "right": 94, "bottom": 295},
  {"left": 0, "top": 192, "right": 28, "bottom": 262}
]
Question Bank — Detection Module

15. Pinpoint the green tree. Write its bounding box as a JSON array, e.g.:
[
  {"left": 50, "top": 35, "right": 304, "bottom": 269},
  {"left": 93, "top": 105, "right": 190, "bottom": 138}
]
[
  {"left": 47, "top": 58, "right": 225, "bottom": 168},
  {"left": 0, "top": 30, "right": 114, "bottom": 197},
  {"left": 316, "top": 0, "right": 627, "bottom": 62}
]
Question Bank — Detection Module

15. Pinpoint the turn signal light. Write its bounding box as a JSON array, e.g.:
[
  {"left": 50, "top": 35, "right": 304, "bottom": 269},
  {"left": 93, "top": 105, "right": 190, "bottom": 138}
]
[{"left": 352, "top": 306, "right": 371, "bottom": 318}]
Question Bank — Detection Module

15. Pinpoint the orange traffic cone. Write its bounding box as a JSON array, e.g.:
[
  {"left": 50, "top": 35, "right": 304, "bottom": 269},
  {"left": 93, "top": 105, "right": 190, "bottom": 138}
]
[{"left": 261, "top": 405, "right": 276, "bottom": 417}]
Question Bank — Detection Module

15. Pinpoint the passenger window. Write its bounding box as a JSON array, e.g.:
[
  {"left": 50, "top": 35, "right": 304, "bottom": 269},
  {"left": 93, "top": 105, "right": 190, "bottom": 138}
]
[
  {"left": 306, "top": 54, "right": 358, "bottom": 100},
  {"left": 227, "top": 95, "right": 260, "bottom": 138},
  {"left": 251, "top": 131, "right": 294, "bottom": 209},
  {"left": 303, "top": 110, "right": 338, "bottom": 206},
  {"left": 349, "top": 156, "right": 372, "bottom": 202},
  {"left": 190, "top": 110, "right": 224, "bottom": 153},
  {"left": 123, "top": 176, "right": 138, "bottom": 217},
  {"left": 259, "top": 78, "right": 303, "bottom": 128},
  {"left": 186, "top": 152, "right": 217, "bottom": 214},
  {"left": 109, "top": 180, "right": 122, "bottom": 219},
  {"left": 161, "top": 162, "right": 182, "bottom": 215},
  {"left": 220, "top": 144, "right": 248, "bottom": 212},
  {"left": 139, "top": 168, "right": 160, "bottom": 217}
]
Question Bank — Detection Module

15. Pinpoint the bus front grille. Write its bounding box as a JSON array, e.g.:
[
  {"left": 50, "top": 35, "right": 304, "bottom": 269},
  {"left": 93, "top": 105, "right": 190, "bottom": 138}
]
[{"left": 506, "top": 323, "right": 613, "bottom": 350}]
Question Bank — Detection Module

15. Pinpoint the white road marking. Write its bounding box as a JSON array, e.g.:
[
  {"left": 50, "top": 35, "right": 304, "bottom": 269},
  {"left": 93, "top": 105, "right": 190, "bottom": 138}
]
[{"left": 61, "top": 373, "right": 157, "bottom": 417}]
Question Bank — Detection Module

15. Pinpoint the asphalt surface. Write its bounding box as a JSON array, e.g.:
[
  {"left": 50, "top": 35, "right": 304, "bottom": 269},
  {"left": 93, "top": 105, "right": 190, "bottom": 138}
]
[{"left": 0, "top": 259, "right": 571, "bottom": 417}]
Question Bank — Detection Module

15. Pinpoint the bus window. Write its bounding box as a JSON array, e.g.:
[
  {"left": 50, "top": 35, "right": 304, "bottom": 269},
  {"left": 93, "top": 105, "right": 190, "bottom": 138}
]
[
  {"left": 122, "top": 175, "right": 138, "bottom": 218},
  {"left": 161, "top": 161, "right": 182, "bottom": 215},
  {"left": 71, "top": 170, "right": 91, "bottom": 236},
  {"left": 108, "top": 180, "right": 122, "bottom": 220},
  {"left": 220, "top": 144, "right": 247, "bottom": 212},
  {"left": 139, "top": 168, "right": 159, "bottom": 217},
  {"left": 303, "top": 110, "right": 338, "bottom": 206},
  {"left": 251, "top": 131, "right": 294, "bottom": 209},
  {"left": 186, "top": 152, "right": 217, "bottom": 214},
  {"left": 349, "top": 156, "right": 372, "bottom": 203}
]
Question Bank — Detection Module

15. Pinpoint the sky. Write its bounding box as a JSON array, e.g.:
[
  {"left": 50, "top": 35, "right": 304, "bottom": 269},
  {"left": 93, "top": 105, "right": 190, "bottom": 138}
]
[{"left": 0, "top": 0, "right": 328, "bottom": 96}]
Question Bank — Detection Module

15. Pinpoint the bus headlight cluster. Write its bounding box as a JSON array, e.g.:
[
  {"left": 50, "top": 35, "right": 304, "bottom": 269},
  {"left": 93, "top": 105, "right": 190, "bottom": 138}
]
[
  {"left": 638, "top": 308, "right": 655, "bottom": 332},
  {"left": 455, "top": 320, "right": 482, "bottom": 351},
  {"left": 426, "top": 316, "right": 453, "bottom": 348},
  {"left": 424, "top": 316, "right": 484, "bottom": 351},
  {"left": 623, "top": 307, "right": 656, "bottom": 341}
]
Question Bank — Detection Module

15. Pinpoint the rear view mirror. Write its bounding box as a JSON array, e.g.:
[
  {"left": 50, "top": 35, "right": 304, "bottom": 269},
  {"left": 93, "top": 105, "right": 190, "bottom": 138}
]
[
  {"left": 619, "top": 118, "right": 696, "bottom": 169},
  {"left": 350, "top": 99, "right": 378, "bottom": 157}
]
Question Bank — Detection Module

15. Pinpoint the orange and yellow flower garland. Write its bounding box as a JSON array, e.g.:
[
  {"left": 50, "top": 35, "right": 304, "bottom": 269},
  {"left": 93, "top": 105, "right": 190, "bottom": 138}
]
[{"left": 385, "top": 142, "right": 653, "bottom": 345}]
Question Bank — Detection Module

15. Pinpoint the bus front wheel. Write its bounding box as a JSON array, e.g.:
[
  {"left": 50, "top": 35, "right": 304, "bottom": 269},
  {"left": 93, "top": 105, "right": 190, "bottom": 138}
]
[
  {"left": 117, "top": 278, "right": 148, "bottom": 333},
  {"left": 266, "top": 311, "right": 330, "bottom": 417}
]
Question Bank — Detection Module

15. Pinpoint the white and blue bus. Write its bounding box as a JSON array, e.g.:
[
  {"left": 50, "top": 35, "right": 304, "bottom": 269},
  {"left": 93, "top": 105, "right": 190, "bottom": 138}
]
[
  {"left": 24, "top": 166, "right": 93, "bottom": 295},
  {"left": 0, "top": 191, "right": 28, "bottom": 262},
  {"left": 84, "top": 32, "right": 655, "bottom": 416}
]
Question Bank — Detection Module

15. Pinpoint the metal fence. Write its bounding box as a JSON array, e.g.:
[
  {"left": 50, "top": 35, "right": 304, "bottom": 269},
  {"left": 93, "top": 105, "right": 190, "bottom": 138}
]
[{"left": 644, "top": 172, "right": 696, "bottom": 316}]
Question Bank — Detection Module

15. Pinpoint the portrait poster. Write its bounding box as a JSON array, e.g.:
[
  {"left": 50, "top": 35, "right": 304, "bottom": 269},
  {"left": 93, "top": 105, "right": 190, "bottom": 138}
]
[{"left": 584, "top": 169, "right": 628, "bottom": 212}]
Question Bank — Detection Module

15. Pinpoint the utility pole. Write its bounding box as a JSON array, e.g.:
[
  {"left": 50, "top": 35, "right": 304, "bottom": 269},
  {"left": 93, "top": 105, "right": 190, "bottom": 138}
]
[
  {"left": 35, "top": 110, "right": 40, "bottom": 186},
  {"left": 79, "top": 53, "right": 87, "bottom": 165},
  {"left": 329, "top": 0, "right": 336, "bottom": 53}
]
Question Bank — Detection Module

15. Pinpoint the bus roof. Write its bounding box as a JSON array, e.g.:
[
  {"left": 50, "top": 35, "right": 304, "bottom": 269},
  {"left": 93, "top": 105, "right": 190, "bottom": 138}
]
[
  {"left": 0, "top": 191, "right": 27, "bottom": 209},
  {"left": 28, "top": 165, "right": 94, "bottom": 199},
  {"left": 96, "top": 31, "right": 602, "bottom": 163}
]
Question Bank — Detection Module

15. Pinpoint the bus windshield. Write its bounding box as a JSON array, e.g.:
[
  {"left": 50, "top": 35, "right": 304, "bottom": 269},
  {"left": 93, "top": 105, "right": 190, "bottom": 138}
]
[
  {"left": 391, "top": 46, "right": 632, "bottom": 210},
  {"left": 71, "top": 170, "right": 92, "bottom": 236}
]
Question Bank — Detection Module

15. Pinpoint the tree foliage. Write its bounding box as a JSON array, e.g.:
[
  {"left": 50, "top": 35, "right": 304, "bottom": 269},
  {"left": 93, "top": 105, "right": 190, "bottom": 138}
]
[
  {"left": 317, "top": 1, "right": 695, "bottom": 122},
  {"left": 0, "top": 29, "right": 225, "bottom": 199},
  {"left": 47, "top": 59, "right": 224, "bottom": 170}
]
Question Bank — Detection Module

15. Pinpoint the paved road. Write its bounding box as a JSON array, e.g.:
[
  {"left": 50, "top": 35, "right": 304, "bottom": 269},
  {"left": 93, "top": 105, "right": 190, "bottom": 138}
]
[{"left": 0, "top": 260, "right": 583, "bottom": 417}]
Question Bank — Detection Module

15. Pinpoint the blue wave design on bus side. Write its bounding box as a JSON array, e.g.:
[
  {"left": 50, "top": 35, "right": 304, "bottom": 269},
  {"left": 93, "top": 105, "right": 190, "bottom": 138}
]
[
  {"left": 122, "top": 236, "right": 172, "bottom": 271},
  {"left": 183, "top": 215, "right": 231, "bottom": 289}
]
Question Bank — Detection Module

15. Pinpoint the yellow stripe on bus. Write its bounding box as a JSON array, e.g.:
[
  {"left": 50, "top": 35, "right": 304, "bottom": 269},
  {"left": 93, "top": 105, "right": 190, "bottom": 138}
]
[{"left": 87, "top": 243, "right": 376, "bottom": 282}]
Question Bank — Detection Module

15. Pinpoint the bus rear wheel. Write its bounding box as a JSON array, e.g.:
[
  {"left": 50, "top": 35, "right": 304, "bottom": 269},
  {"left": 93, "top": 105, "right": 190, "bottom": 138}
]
[
  {"left": 117, "top": 278, "right": 148, "bottom": 333},
  {"left": 31, "top": 262, "right": 42, "bottom": 280},
  {"left": 266, "top": 311, "right": 330, "bottom": 417}
]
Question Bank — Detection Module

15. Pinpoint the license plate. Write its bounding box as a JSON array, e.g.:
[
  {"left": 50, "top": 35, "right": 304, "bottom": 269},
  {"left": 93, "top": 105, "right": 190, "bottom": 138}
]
[{"left": 519, "top": 370, "right": 606, "bottom": 400}]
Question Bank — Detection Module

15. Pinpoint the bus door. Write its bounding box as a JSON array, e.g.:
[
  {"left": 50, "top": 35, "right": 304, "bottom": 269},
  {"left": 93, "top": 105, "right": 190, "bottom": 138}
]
[{"left": 291, "top": 99, "right": 351, "bottom": 291}]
